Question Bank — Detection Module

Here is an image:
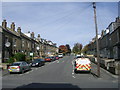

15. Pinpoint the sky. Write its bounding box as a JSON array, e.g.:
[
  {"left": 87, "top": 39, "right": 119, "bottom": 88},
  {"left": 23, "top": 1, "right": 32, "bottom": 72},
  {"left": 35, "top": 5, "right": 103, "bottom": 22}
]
[{"left": 1, "top": 1, "right": 118, "bottom": 48}]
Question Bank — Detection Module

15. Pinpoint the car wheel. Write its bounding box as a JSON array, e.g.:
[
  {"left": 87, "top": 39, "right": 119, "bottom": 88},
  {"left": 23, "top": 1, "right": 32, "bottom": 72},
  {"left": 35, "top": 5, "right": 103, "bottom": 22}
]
[
  {"left": 9, "top": 72, "right": 12, "bottom": 74},
  {"left": 21, "top": 69, "right": 24, "bottom": 74},
  {"left": 74, "top": 69, "right": 77, "bottom": 73},
  {"left": 39, "top": 63, "right": 41, "bottom": 67}
]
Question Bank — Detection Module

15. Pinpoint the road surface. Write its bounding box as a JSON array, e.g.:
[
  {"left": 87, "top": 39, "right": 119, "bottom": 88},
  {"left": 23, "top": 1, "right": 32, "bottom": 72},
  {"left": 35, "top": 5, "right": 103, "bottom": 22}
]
[{"left": 2, "top": 56, "right": 119, "bottom": 89}]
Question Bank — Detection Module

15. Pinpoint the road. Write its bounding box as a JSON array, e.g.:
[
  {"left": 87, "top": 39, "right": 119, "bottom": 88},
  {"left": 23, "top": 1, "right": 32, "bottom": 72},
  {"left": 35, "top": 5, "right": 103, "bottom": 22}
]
[{"left": 2, "top": 56, "right": 119, "bottom": 89}]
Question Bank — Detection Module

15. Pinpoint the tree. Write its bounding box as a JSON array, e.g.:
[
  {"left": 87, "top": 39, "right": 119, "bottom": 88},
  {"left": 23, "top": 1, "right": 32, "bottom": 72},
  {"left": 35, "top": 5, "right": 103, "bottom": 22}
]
[
  {"left": 14, "top": 53, "right": 26, "bottom": 61},
  {"left": 72, "top": 43, "right": 83, "bottom": 54},
  {"left": 66, "top": 44, "right": 71, "bottom": 55},
  {"left": 81, "top": 44, "right": 89, "bottom": 54},
  {"left": 58, "top": 45, "right": 68, "bottom": 55}
]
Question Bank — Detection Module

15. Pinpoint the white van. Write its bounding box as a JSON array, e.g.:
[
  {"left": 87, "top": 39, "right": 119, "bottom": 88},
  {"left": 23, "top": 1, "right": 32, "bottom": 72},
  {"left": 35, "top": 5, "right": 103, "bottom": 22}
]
[{"left": 74, "top": 57, "right": 91, "bottom": 73}]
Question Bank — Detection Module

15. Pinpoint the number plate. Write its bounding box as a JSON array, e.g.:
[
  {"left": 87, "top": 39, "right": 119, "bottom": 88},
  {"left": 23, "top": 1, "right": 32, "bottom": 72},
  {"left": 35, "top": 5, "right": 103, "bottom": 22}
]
[{"left": 11, "top": 67, "right": 16, "bottom": 69}]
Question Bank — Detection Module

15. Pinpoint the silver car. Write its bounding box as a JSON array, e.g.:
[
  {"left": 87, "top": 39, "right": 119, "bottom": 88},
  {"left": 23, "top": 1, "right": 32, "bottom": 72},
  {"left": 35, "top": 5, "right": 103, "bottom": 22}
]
[{"left": 8, "top": 61, "right": 31, "bottom": 74}]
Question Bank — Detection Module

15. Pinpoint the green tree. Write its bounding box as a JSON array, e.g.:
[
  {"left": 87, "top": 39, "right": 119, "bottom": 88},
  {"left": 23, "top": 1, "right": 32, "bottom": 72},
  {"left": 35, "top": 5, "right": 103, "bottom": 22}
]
[
  {"left": 66, "top": 44, "right": 71, "bottom": 55},
  {"left": 72, "top": 43, "right": 83, "bottom": 54},
  {"left": 81, "top": 44, "right": 89, "bottom": 54},
  {"left": 6, "top": 57, "right": 15, "bottom": 64},
  {"left": 14, "top": 53, "right": 26, "bottom": 61}
]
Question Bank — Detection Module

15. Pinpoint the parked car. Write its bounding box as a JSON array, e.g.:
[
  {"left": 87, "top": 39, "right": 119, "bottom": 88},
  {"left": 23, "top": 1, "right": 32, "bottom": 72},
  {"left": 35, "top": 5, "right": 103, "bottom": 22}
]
[
  {"left": 31, "top": 59, "right": 45, "bottom": 67},
  {"left": 58, "top": 53, "right": 63, "bottom": 58},
  {"left": 51, "top": 56, "right": 56, "bottom": 61},
  {"left": 8, "top": 61, "right": 31, "bottom": 74},
  {"left": 74, "top": 57, "right": 91, "bottom": 73},
  {"left": 44, "top": 57, "right": 52, "bottom": 62},
  {"left": 55, "top": 56, "right": 59, "bottom": 60}
]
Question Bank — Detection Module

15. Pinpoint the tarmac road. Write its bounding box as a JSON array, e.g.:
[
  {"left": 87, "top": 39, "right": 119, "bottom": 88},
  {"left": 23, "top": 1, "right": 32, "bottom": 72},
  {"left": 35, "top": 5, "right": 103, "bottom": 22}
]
[{"left": 2, "top": 55, "right": 119, "bottom": 89}]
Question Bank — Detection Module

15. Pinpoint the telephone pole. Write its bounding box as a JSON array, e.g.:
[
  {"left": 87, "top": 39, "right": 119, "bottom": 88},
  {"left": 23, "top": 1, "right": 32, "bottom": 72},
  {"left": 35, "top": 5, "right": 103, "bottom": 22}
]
[{"left": 93, "top": 2, "right": 100, "bottom": 77}]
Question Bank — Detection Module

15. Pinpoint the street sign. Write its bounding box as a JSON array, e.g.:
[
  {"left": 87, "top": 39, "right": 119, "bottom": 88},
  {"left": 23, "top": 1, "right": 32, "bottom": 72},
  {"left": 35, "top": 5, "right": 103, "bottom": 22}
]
[{"left": 30, "top": 53, "right": 33, "bottom": 56}]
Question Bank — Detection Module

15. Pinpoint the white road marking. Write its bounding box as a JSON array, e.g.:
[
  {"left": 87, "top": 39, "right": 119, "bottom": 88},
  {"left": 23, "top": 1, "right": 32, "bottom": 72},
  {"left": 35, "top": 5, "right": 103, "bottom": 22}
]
[
  {"left": 112, "top": 80, "right": 118, "bottom": 83},
  {"left": 72, "top": 76, "right": 76, "bottom": 78},
  {"left": 62, "top": 61, "right": 65, "bottom": 63},
  {"left": 19, "top": 74, "right": 23, "bottom": 76},
  {"left": 25, "top": 72, "right": 30, "bottom": 74},
  {"left": 57, "top": 61, "right": 59, "bottom": 63}
]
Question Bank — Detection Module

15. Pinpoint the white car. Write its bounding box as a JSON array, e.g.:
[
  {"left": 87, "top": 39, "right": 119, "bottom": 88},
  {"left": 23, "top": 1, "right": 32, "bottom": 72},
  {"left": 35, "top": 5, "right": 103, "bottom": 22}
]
[
  {"left": 58, "top": 53, "right": 63, "bottom": 58},
  {"left": 74, "top": 57, "right": 91, "bottom": 73}
]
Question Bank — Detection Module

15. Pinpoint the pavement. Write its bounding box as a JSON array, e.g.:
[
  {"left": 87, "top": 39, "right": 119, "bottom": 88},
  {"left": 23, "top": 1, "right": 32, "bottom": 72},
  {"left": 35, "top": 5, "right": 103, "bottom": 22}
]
[
  {"left": 2, "top": 55, "right": 119, "bottom": 89},
  {"left": 2, "top": 69, "right": 9, "bottom": 76}
]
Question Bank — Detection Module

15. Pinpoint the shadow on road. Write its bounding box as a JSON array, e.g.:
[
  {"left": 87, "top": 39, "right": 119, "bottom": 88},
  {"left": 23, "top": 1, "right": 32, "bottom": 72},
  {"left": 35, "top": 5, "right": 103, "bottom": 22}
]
[
  {"left": 90, "top": 72, "right": 99, "bottom": 78},
  {"left": 13, "top": 83, "right": 80, "bottom": 89}
]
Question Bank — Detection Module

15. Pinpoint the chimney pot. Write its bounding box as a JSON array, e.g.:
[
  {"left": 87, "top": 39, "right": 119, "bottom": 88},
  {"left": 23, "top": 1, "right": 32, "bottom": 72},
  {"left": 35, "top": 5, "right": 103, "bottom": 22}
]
[
  {"left": 11, "top": 22, "right": 15, "bottom": 31},
  {"left": 31, "top": 32, "right": 34, "bottom": 39},
  {"left": 17, "top": 27, "right": 21, "bottom": 34},
  {"left": 2, "top": 19, "right": 7, "bottom": 28},
  {"left": 38, "top": 34, "right": 40, "bottom": 37}
]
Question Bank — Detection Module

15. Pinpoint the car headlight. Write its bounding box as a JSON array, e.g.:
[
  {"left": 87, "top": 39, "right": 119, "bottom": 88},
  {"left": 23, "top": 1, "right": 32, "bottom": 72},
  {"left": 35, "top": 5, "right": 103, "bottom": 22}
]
[{"left": 36, "top": 63, "right": 38, "bottom": 65}]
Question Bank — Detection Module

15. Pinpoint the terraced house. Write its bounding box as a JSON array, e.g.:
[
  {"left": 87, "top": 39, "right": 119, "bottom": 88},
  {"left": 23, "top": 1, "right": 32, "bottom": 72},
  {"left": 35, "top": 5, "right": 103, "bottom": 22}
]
[
  {"left": 84, "top": 17, "right": 120, "bottom": 74},
  {"left": 0, "top": 20, "right": 58, "bottom": 63},
  {"left": 86, "top": 17, "right": 120, "bottom": 60}
]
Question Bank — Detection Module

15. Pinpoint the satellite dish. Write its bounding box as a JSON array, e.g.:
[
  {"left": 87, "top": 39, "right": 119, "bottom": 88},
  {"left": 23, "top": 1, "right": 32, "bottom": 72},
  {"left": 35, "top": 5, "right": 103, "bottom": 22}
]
[
  {"left": 36, "top": 47, "right": 40, "bottom": 50},
  {"left": 5, "top": 42, "right": 11, "bottom": 47}
]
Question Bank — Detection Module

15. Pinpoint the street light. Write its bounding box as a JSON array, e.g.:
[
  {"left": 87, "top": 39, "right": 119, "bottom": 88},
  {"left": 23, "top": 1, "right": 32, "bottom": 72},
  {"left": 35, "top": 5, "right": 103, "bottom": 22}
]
[{"left": 93, "top": 2, "right": 100, "bottom": 77}]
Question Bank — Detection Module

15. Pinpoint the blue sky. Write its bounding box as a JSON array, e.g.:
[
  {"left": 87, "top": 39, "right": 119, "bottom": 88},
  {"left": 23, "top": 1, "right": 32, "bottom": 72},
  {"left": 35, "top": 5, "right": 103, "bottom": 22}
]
[{"left": 2, "top": 2, "right": 118, "bottom": 48}]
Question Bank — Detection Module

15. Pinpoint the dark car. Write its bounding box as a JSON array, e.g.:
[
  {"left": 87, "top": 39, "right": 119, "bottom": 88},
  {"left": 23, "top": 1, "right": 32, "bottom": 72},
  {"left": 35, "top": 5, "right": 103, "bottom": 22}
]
[
  {"left": 31, "top": 59, "right": 45, "bottom": 67},
  {"left": 51, "top": 56, "right": 56, "bottom": 61}
]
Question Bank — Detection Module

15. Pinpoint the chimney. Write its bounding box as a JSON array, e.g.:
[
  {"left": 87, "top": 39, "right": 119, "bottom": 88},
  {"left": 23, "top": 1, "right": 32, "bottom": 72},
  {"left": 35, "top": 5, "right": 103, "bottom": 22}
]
[
  {"left": 31, "top": 32, "right": 34, "bottom": 39},
  {"left": 37, "top": 34, "right": 41, "bottom": 41},
  {"left": 115, "top": 17, "right": 120, "bottom": 23},
  {"left": 17, "top": 27, "right": 21, "bottom": 34},
  {"left": 28, "top": 31, "right": 30, "bottom": 33},
  {"left": 101, "top": 30, "right": 104, "bottom": 36},
  {"left": 11, "top": 22, "right": 15, "bottom": 31},
  {"left": 38, "top": 34, "right": 40, "bottom": 38},
  {"left": 2, "top": 19, "right": 7, "bottom": 29}
]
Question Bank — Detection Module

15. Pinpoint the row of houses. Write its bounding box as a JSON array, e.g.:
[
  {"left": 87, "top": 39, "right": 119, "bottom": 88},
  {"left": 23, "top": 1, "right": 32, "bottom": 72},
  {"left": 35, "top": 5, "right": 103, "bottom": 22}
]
[
  {"left": 86, "top": 17, "right": 120, "bottom": 60},
  {"left": 0, "top": 20, "right": 58, "bottom": 63}
]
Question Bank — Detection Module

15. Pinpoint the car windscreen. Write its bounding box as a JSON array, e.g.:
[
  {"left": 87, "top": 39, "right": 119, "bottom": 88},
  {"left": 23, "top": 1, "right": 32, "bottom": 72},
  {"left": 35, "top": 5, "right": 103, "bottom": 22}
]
[
  {"left": 76, "top": 56, "right": 82, "bottom": 58},
  {"left": 12, "top": 63, "right": 21, "bottom": 66},
  {"left": 45, "top": 57, "right": 50, "bottom": 59}
]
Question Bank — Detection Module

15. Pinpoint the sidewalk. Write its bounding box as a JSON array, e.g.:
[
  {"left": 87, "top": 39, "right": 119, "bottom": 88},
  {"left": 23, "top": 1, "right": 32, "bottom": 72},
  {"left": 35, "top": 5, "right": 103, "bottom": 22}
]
[
  {"left": 91, "top": 62, "right": 118, "bottom": 79},
  {"left": 89, "top": 56, "right": 120, "bottom": 76},
  {"left": 1, "top": 69, "right": 9, "bottom": 76}
]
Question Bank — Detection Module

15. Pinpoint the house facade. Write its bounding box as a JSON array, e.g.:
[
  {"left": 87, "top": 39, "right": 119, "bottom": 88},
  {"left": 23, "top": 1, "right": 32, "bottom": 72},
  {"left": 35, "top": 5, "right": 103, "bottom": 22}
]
[
  {"left": 0, "top": 20, "right": 58, "bottom": 63},
  {"left": 86, "top": 17, "right": 120, "bottom": 60}
]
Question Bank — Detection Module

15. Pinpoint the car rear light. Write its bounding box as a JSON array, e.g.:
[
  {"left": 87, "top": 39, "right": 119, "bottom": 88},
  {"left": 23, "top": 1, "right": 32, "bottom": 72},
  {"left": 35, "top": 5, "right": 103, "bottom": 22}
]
[
  {"left": 8, "top": 66, "right": 10, "bottom": 69},
  {"left": 17, "top": 66, "right": 20, "bottom": 69}
]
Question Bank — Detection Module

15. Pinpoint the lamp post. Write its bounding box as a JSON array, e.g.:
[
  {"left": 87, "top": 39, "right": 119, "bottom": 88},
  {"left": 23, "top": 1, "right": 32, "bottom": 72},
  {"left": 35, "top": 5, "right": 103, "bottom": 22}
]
[{"left": 93, "top": 2, "right": 100, "bottom": 77}]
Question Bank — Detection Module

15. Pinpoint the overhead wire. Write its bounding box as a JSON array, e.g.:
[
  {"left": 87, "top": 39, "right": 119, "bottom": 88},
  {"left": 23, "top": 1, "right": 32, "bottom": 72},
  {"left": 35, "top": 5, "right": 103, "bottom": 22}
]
[{"left": 40, "top": 3, "right": 92, "bottom": 33}]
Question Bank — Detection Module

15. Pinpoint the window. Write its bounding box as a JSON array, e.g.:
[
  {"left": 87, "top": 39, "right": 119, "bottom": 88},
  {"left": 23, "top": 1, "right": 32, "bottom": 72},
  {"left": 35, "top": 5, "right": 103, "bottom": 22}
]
[
  {"left": 32, "top": 43, "right": 34, "bottom": 48},
  {"left": 13, "top": 39, "right": 17, "bottom": 47},
  {"left": 5, "top": 36, "right": 8, "bottom": 43},
  {"left": 28, "top": 42, "right": 30, "bottom": 48},
  {"left": 22, "top": 40, "right": 24, "bottom": 47}
]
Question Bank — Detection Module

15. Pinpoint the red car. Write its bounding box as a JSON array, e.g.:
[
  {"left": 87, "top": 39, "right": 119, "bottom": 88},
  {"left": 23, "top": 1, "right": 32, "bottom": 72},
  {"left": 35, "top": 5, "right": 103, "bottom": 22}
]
[{"left": 44, "top": 57, "right": 52, "bottom": 62}]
